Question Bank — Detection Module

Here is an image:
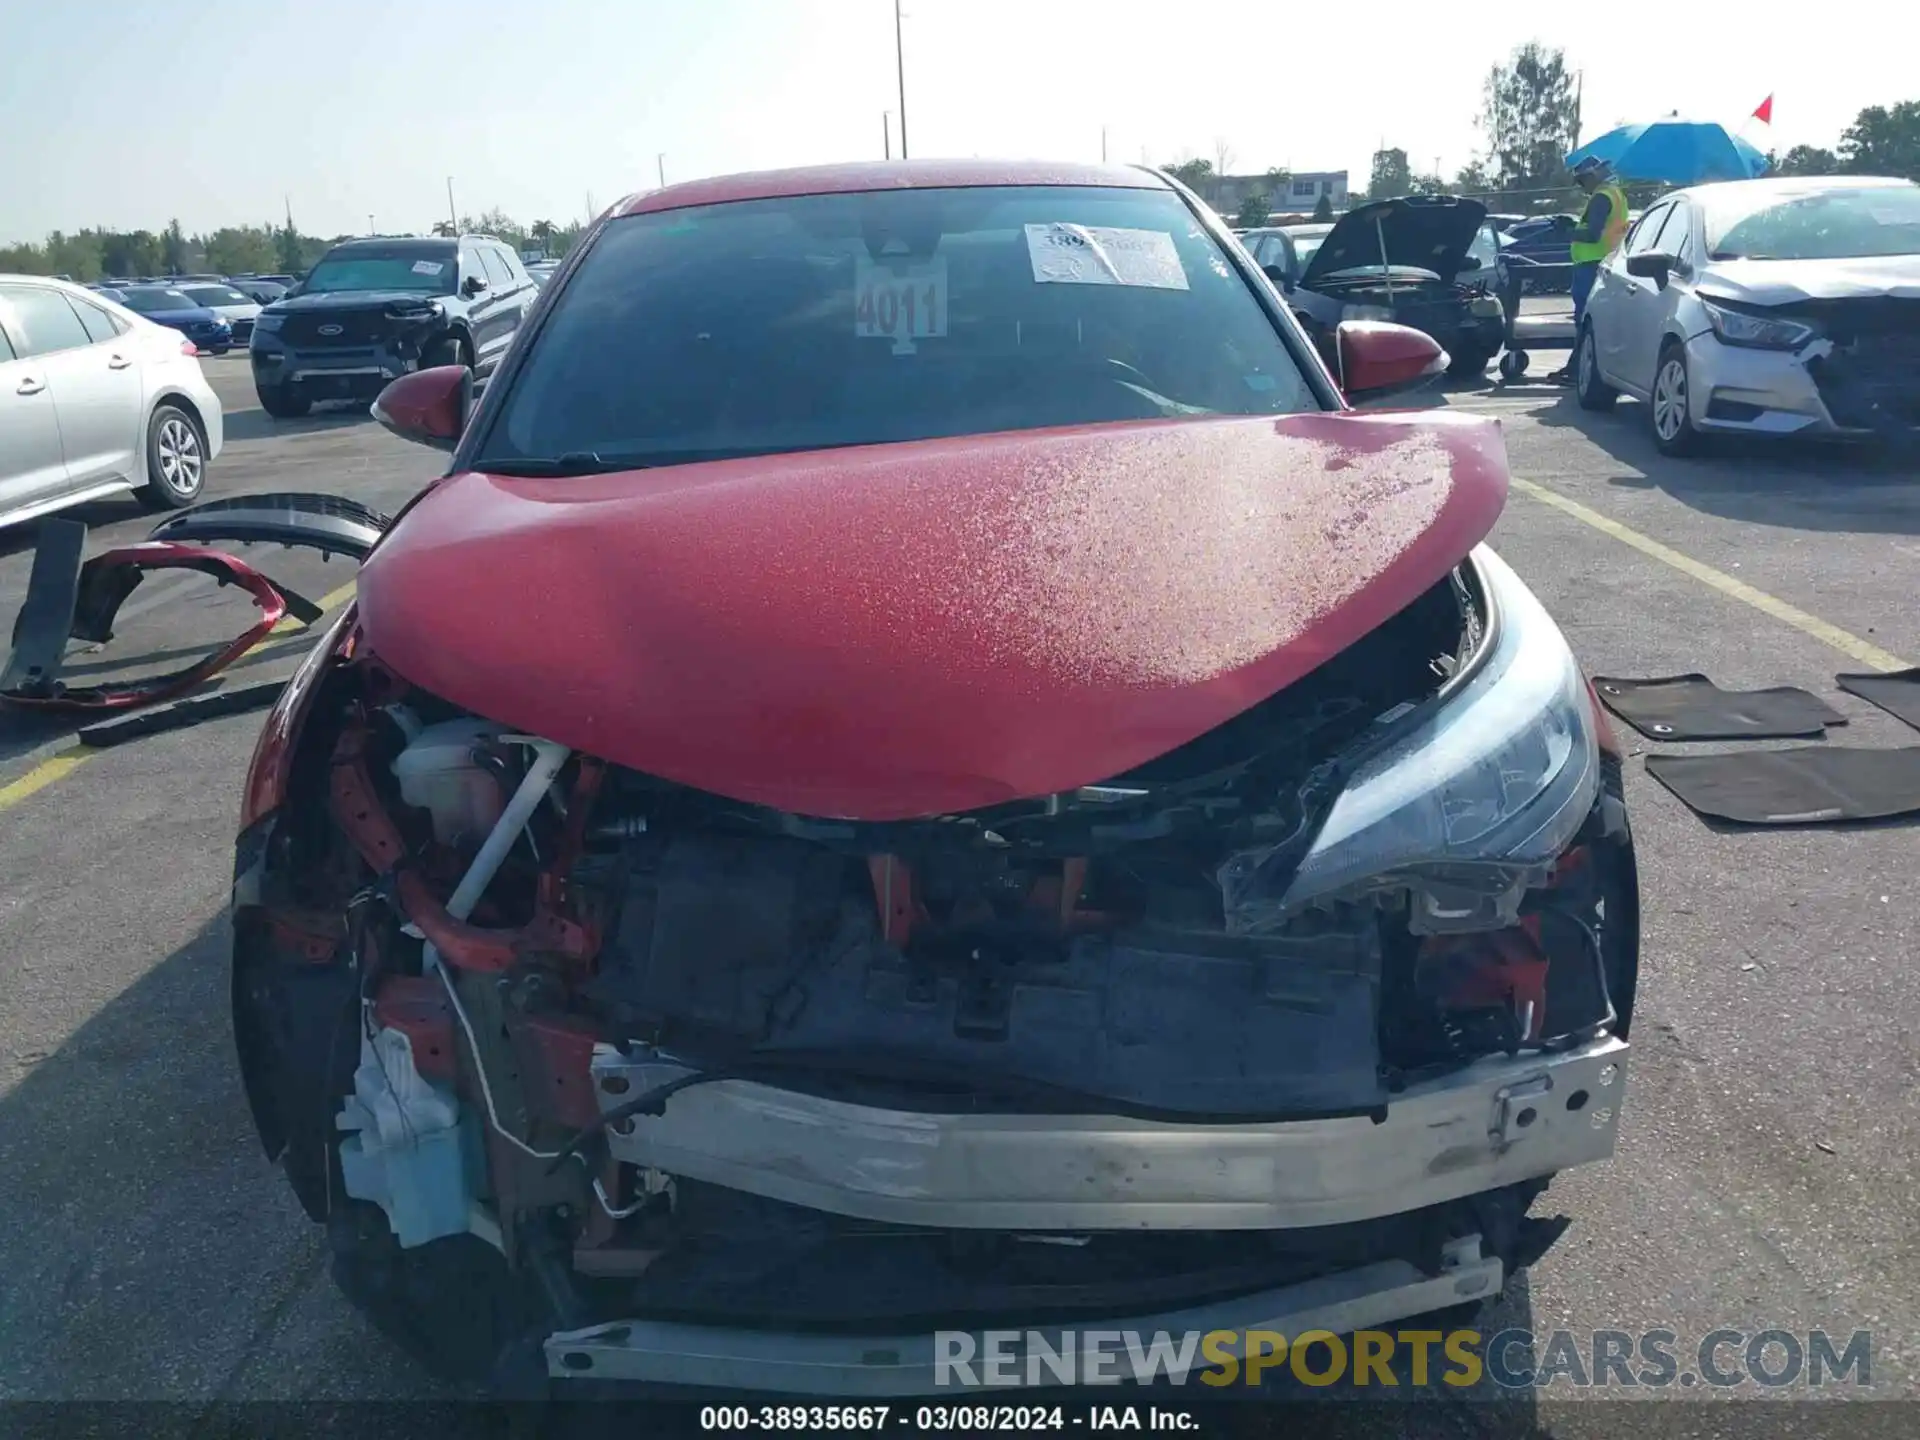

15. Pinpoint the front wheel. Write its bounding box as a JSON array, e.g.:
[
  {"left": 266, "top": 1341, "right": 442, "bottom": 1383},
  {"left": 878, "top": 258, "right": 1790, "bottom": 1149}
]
[
  {"left": 423, "top": 335, "right": 471, "bottom": 370},
  {"left": 1447, "top": 347, "right": 1491, "bottom": 379},
  {"left": 1574, "top": 326, "right": 1618, "bottom": 412},
  {"left": 137, "top": 403, "right": 208, "bottom": 510},
  {"left": 1650, "top": 343, "right": 1703, "bottom": 456},
  {"left": 257, "top": 382, "right": 311, "bottom": 419}
]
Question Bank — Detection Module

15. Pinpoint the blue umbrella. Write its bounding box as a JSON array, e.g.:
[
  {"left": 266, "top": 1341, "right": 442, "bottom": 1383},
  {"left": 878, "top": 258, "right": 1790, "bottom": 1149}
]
[{"left": 1567, "top": 117, "right": 1770, "bottom": 185}]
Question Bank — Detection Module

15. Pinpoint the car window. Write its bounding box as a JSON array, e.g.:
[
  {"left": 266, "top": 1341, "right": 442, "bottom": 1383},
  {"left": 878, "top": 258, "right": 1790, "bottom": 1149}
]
[
  {"left": 0, "top": 285, "right": 94, "bottom": 357},
  {"left": 478, "top": 184, "right": 1320, "bottom": 470},
  {"left": 1706, "top": 183, "right": 1920, "bottom": 260},
  {"left": 1624, "top": 205, "right": 1671, "bottom": 257},
  {"left": 0, "top": 324, "right": 15, "bottom": 362},
  {"left": 496, "top": 245, "right": 531, "bottom": 284},
  {"left": 302, "top": 247, "right": 458, "bottom": 295},
  {"left": 181, "top": 284, "right": 255, "bottom": 308},
  {"left": 119, "top": 288, "right": 199, "bottom": 313},
  {"left": 1665, "top": 204, "right": 1696, "bottom": 265},
  {"left": 68, "top": 296, "right": 125, "bottom": 344},
  {"left": 478, "top": 246, "right": 514, "bottom": 287}
]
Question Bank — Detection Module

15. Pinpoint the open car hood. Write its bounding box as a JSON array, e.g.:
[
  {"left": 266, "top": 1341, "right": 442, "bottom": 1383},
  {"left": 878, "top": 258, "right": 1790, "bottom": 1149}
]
[
  {"left": 356, "top": 413, "right": 1508, "bottom": 820},
  {"left": 1301, "top": 196, "right": 1489, "bottom": 291}
]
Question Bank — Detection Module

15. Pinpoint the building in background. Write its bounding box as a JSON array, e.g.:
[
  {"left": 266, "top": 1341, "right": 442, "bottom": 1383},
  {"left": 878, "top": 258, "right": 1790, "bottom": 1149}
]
[{"left": 1204, "top": 170, "right": 1349, "bottom": 218}]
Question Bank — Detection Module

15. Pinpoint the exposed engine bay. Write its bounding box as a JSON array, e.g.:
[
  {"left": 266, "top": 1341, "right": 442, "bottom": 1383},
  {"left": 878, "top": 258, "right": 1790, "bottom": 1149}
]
[{"left": 232, "top": 554, "right": 1636, "bottom": 1390}]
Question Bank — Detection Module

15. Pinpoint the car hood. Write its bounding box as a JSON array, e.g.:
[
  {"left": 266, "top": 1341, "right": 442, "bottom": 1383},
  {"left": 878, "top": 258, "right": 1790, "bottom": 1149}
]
[
  {"left": 1699, "top": 255, "right": 1920, "bottom": 305},
  {"left": 268, "top": 289, "right": 447, "bottom": 314},
  {"left": 356, "top": 412, "right": 1509, "bottom": 820},
  {"left": 204, "top": 303, "right": 262, "bottom": 319},
  {"left": 1300, "top": 197, "right": 1489, "bottom": 291}
]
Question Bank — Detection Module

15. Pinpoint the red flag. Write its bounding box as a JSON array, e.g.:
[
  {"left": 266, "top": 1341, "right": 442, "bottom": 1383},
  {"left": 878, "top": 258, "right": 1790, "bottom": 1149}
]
[{"left": 1752, "top": 94, "right": 1774, "bottom": 124}]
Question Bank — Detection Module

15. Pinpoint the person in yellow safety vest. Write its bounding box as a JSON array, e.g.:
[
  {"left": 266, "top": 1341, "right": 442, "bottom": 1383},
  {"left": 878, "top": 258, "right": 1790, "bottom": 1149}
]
[{"left": 1549, "top": 156, "right": 1631, "bottom": 383}]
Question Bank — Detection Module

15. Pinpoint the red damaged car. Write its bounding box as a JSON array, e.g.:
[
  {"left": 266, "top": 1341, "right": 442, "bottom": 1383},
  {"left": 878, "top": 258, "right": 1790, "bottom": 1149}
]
[{"left": 231, "top": 161, "right": 1638, "bottom": 1394}]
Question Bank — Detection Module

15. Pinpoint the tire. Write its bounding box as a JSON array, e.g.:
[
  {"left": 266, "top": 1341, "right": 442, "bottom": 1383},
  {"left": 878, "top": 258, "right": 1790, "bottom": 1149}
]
[
  {"left": 137, "top": 403, "right": 208, "bottom": 510},
  {"left": 257, "top": 382, "right": 311, "bottom": 419},
  {"left": 211, "top": 345, "right": 231, "bottom": 356},
  {"left": 1574, "top": 325, "right": 1618, "bottom": 412},
  {"left": 1446, "top": 347, "right": 1490, "bottom": 380},
  {"left": 1650, "top": 341, "right": 1703, "bottom": 456},
  {"left": 1498, "top": 349, "right": 1529, "bottom": 381},
  {"left": 424, "top": 335, "right": 472, "bottom": 370}
]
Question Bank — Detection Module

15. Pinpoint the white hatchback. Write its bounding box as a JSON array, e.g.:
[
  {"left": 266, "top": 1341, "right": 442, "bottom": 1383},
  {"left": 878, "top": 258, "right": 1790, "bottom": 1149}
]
[{"left": 0, "top": 275, "right": 224, "bottom": 528}]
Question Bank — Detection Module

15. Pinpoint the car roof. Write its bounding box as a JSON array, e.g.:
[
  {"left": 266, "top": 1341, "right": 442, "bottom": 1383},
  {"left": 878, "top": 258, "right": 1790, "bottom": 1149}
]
[
  {"left": 615, "top": 159, "right": 1168, "bottom": 218},
  {"left": 1671, "top": 174, "right": 1916, "bottom": 205}
]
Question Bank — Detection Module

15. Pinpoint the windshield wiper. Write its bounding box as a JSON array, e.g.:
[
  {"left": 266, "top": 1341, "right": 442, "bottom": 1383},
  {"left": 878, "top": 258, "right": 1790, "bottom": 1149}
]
[
  {"left": 476, "top": 452, "right": 619, "bottom": 476},
  {"left": 479, "top": 444, "right": 840, "bottom": 477}
]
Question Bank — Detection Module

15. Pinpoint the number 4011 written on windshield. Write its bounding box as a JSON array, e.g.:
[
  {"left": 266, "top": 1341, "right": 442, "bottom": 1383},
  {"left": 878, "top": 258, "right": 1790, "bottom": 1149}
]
[{"left": 855, "top": 256, "right": 948, "bottom": 353}]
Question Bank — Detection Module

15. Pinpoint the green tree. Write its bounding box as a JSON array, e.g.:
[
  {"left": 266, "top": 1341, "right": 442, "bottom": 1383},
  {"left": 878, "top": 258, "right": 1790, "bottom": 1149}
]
[
  {"left": 203, "top": 226, "right": 277, "bottom": 276},
  {"left": 1234, "top": 193, "right": 1271, "bottom": 228},
  {"left": 1480, "top": 42, "right": 1579, "bottom": 192},
  {"left": 46, "top": 231, "right": 105, "bottom": 280},
  {"left": 1839, "top": 101, "right": 1920, "bottom": 180},
  {"left": 530, "top": 219, "right": 556, "bottom": 254},
  {"left": 1453, "top": 158, "right": 1495, "bottom": 196},
  {"left": 1773, "top": 144, "right": 1841, "bottom": 177},
  {"left": 1368, "top": 148, "right": 1413, "bottom": 200},
  {"left": 101, "top": 230, "right": 162, "bottom": 277},
  {"left": 1163, "top": 158, "right": 1214, "bottom": 191},
  {"left": 161, "top": 219, "right": 188, "bottom": 274},
  {"left": 431, "top": 220, "right": 458, "bottom": 237},
  {"left": 276, "top": 215, "right": 305, "bottom": 271},
  {"left": 1311, "top": 193, "right": 1335, "bottom": 222}
]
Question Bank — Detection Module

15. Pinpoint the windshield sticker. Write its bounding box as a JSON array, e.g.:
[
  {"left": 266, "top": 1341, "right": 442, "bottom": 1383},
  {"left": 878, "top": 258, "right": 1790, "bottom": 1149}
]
[
  {"left": 854, "top": 255, "right": 948, "bottom": 355},
  {"left": 411, "top": 260, "right": 445, "bottom": 276},
  {"left": 1025, "top": 224, "right": 1189, "bottom": 291}
]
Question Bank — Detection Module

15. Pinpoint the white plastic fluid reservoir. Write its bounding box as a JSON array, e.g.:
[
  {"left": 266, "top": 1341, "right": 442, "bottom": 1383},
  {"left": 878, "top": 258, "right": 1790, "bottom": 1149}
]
[{"left": 391, "top": 718, "right": 506, "bottom": 848}]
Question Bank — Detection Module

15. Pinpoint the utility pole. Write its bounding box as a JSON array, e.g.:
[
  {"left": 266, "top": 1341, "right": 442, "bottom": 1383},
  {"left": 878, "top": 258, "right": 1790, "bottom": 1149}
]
[
  {"left": 586, "top": 192, "right": 595, "bottom": 224},
  {"left": 446, "top": 177, "right": 457, "bottom": 231},
  {"left": 893, "top": 0, "right": 909, "bottom": 159},
  {"left": 368, "top": 214, "right": 375, "bottom": 235},
  {"left": 1101, "top": 126, "right": 1108, "bottom": 163},
  {"left": 657, "top": 153, "right": 667, "bottom": 188},
  {"left": 1573, "top": 70, "right": 1584, "bottom": 149},
  {"left": 883, "top": 111, "right": 892, "bottom": 159}
]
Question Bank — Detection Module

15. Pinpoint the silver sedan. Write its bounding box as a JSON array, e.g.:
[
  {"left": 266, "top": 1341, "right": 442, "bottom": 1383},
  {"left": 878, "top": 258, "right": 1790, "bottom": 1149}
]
[{"left": 1573, "top": 175, "right": 1920, "bottom": 455}]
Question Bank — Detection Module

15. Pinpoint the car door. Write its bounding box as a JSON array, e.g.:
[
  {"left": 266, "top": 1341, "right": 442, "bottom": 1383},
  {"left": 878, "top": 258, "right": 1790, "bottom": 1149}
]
[
  {"left": 463, "top": 243, "right": 515, "bottom": 375},
  {"left": 1592, "top": 202, "right": 1671, "bottom": 391},
  {"left": 0, "top": 304, "right": 71, "bottom": 519},
  {"left": 0, "top": 284, "right": 145, "bottom": 492}
]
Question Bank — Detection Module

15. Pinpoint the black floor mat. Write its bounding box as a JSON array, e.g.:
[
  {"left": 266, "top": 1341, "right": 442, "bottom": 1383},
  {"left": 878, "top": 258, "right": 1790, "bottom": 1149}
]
[
  {"left": 1836, "top": 668, "right": 1920, "bottom": 734},
  {"left": 1592, "top": 673, "right": 1845, "bottom": 740},
  {"left": 1646, "top": 747, "right": 1920, "bottom": 824}
]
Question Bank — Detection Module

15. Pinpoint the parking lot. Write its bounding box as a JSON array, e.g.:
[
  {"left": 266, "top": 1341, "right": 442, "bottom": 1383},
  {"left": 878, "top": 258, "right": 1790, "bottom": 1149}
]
[{"left": 2, "top": 347, "right": 1918, "bottom": 1426}]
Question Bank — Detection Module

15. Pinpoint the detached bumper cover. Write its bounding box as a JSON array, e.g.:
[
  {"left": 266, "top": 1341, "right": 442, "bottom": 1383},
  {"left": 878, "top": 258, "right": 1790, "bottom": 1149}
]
[
  {"left": 543, "top": 1235, "right": 1505, "bottom": 1394},
  {"left": 594, "top": 1034, "right": 1627, "bottom": 1231}
]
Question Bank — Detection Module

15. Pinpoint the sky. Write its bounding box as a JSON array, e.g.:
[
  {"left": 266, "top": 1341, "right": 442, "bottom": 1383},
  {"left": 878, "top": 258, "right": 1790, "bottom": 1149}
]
[{"left": 1, "top": 0, "right": 1907, "bottom": 245}]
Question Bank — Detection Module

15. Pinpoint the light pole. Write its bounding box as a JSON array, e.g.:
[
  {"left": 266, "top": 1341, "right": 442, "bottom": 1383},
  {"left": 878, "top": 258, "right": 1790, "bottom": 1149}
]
[
  {"left": 368, "top": 213, "right": 375, "bottom": 235},
  {"left": 446, "top": 177, "right": 457, "bottom": 231},
  {"left": 893, "top": 0, "right": 908, "bottom": 159},
  {"left": 883, "top": 110, "right": 892, "bottom": 159},
  {"left": 657, "top": 153, "right": 667, "bottom": 188}
]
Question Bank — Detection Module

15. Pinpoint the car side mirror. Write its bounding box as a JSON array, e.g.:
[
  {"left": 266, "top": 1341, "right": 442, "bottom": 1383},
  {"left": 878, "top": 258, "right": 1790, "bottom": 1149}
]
[
  {"left": 462, "top": 274, "right": 489, "bottom": 297},
  {"left": 371, "top": 365, "right": 472, "bottom": 451},
  {"left": 1261, "top": 263, "right": 1292, "bottom": 289},
  {"left": 1335, "top": 320, "right": 1447, "bottom": 398},
  {"left": 1626, "top": 253, "right": 1672, "bottom": 289}
]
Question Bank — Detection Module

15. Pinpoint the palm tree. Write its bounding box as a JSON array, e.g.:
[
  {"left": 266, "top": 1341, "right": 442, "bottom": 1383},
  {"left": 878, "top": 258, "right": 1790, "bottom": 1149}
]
[
  {"left": 531, "top": 219, "right": 555, "bottom": 250},
  {"left": 431, "top": 220, "right": 457, "bottom": 238}
]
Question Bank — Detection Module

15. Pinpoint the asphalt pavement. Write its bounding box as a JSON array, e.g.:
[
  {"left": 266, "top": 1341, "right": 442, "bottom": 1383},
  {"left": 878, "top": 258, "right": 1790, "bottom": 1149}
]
[{"left": 1, "top": 349, "right": 1916, "bottom": 1430}]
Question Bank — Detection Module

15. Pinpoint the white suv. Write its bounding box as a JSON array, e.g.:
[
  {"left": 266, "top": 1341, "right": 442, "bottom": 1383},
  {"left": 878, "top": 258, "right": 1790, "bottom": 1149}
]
[{"left": 0, "top": 275, "right": 224, "bottom": 528}]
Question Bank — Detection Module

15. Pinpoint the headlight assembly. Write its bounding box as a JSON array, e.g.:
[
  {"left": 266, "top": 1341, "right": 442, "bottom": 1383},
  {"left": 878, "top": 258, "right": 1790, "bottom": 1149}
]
[
  {"left": 1700, "top": 298, "right": 1813, "bottom": 351},
  {"left": 253, "top": 313, "right": 285, "bottom": 333},
  {"left": 1220, "top": 547, "right": 1600, "bottom": 933}
]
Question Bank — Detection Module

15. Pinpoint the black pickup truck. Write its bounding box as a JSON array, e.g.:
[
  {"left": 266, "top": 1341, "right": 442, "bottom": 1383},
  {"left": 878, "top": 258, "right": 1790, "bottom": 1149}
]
[{"left": 248, "top": 235, "right": 536, "bottom": 418}]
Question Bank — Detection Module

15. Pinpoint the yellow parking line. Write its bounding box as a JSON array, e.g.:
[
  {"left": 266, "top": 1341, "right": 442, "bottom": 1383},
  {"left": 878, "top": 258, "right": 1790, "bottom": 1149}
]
[
  {"left": 1509, "top": 476, "right": 1914, "bottom": 675},
  {"left": 0, "top": 747, "right": 91, "bottom": 814},
  {"left": 272, "top": 578, "right": 359, "bottom": 634},
  {"left": 1, "top": 580, "right": 359, "bottom": 815}
]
